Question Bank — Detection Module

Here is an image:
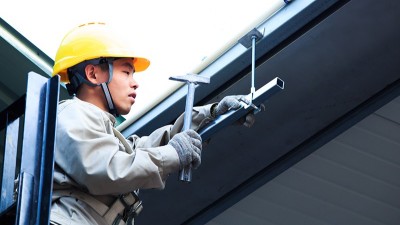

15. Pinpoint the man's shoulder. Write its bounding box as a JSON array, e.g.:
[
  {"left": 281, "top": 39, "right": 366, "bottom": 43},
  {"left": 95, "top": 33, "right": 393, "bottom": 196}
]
[
  {"left": 57, "top": 97, "right": 114, "bottom": 126},
  {"left": 58, "top": 97, "right": 100, "bottom": 114}
]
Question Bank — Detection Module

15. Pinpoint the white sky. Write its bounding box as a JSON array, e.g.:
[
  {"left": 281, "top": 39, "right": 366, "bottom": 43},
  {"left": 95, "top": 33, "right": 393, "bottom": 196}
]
[{"left": 1, "top": 0, "right": 285, "bottom": 127}]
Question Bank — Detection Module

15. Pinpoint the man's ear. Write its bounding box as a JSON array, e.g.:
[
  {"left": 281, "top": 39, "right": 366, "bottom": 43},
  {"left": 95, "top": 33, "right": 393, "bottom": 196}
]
[{"left": 85, "top": 64, "right": 99, "bottom": 84}]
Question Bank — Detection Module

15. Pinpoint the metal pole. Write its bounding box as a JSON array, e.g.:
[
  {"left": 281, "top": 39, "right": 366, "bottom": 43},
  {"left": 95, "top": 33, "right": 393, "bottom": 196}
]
[
  {"left": 251, "top": 35, "right": 257, "bottom": 105},
  {"left": 179, "top": 82, "right": 195, "bottom": 182}
]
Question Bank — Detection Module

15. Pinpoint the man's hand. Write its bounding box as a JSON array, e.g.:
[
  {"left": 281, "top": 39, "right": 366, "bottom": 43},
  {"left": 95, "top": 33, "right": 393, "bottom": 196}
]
[
  {"left": 212, "top": 95, "right": 258, "bottom": 128},
  {"left": 169, "top": 130, "right": 202, "bottom": 169},
  {"left": 213, "top": 95, "right": 248, "bottom": 116}
]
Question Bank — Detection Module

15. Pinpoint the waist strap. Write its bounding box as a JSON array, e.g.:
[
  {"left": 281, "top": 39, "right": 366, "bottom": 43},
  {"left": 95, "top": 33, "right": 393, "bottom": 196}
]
[{"left": 52, "top": 189, "right": 142, "bottom": 225}]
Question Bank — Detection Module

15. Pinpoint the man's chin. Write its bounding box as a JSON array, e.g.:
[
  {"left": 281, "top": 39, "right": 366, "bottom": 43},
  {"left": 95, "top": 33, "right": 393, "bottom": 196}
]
[
  {"left": 120, "top": 110, "right": 130, "bottom": 116},
  {"left": 117, "top": 107, "right": 131, "bottom": 116}
]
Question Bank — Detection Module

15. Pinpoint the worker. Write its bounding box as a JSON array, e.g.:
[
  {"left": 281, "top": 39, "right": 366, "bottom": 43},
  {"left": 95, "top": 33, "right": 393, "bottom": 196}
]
[{"left": 50, "top": 22, "right": 255, "bottom": 225}]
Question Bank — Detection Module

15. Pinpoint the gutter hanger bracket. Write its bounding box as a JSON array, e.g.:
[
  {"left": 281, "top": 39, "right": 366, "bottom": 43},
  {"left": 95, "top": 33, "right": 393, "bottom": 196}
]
[
  {"left": 238, "top": 28, "right": 264, "bottom": 110},
  {"left": 238, "top": 28, "right": 263, "bottom": 48},
  {"left": 199, "top": 28, "right": 284, "bottom": 141}
]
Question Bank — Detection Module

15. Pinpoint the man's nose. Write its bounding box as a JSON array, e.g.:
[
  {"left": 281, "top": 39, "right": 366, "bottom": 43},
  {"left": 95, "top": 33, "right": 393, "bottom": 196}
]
[{"left": 131, "top": 76, "right": 139, "bottom": 89}]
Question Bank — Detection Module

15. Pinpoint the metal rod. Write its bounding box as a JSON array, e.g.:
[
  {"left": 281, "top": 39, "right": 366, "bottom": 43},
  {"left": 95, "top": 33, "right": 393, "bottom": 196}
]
[
  {"left": 250, "top": 35, "right": 257, "bottom": 106},
  {"left": 238, "top": 28, "right": 263, "bottom": 109}
]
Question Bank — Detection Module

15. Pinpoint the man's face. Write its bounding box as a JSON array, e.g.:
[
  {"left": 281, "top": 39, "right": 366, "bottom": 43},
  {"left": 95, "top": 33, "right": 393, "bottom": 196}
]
[{"left": 106, "top": 58, "right": 139, "bottom": 115}]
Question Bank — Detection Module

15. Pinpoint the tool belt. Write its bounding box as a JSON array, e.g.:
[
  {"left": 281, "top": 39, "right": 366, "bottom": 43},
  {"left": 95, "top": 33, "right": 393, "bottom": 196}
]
[{"left": 52, "top": 189, "right": 143, "bottom": 225}]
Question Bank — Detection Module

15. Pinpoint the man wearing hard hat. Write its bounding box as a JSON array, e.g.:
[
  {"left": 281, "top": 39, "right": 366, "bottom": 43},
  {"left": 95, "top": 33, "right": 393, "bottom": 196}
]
[{"left": 50, "top": 22, "right": 254, "bottom": 225}]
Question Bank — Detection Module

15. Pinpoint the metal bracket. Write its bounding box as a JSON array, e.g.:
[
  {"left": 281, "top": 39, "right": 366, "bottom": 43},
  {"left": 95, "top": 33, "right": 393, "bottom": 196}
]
[{"left": 238, "top": 28, "right": 263, "bottom": 48}]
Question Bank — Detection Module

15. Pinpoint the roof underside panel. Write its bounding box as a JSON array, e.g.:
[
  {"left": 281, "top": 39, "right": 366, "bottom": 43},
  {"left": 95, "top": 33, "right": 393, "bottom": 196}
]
[
  {"left": 208, "top": 95, "right": 400, "bottom": 225},
  {"left": 135, "top": 0, "right": 400, "bottom": 224}
]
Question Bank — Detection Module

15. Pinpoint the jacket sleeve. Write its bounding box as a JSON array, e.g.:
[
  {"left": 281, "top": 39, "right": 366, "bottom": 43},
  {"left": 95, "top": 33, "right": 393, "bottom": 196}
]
[
  {"left": 133, "top": 103, "right": 215, "bottom": 148},
  {"left": 55, "top": 102, "right": 180, "bottom": 195},
  {"left": 128, "top": 103, "right": 215, "bottom": 163},
  {"left": 169, "top": 103, "right": 215, "bottom": 135},
  {"left": 55, "top": 101, "right": 215, "bottom": 195}
]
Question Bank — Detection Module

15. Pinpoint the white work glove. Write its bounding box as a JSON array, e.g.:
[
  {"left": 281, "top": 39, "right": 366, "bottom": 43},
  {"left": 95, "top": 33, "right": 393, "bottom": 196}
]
[
  {"left": 211, "top": 95, "right": 257, "bottom": 128},
  {"left": 212, "top": 95, "right": 248, "bottom": 116},
  {"left": 169, "top": 130, "right": 202, "bottom": 169}
]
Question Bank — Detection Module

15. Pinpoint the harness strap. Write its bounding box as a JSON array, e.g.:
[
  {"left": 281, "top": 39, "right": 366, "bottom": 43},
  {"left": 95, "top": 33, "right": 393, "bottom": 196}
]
[
  {"left": 104, "top": 192, "right": 142, "bottom": 225},
  {"left": 52, "top": 189, "right": 141, "bottom": 225},
  {"left": 112, "top": 127, "right": 133, "bottom": 154},
  {"left": 52, "top": 189, "right": 109, "bottom": 216}
]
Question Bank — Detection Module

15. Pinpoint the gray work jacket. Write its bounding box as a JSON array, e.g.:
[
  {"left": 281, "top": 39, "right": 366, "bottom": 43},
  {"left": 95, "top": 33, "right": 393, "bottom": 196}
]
[{"left": 50, "top": 97, "right": 214, "bottom": 225}]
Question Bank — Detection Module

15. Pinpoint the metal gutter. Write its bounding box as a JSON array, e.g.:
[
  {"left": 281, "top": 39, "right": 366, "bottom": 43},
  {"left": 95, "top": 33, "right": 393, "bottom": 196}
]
[
  {"left": 0, "top": 18, "right": 69, "bottom": 99},
  {"left": 0, "top": 18, "right": 54, "bottom": 77}
]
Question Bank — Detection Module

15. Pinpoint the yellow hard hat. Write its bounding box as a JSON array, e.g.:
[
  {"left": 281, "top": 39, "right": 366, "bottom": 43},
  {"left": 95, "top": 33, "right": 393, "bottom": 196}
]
[{"left": 52, "top": 22, "right": 150, "bottom": 83}]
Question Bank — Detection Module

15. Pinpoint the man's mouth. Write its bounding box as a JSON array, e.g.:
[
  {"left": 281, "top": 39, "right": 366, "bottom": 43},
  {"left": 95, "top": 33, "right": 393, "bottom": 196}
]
[{"left": 129, "top": 93, "right": 136, "bottom": 102}]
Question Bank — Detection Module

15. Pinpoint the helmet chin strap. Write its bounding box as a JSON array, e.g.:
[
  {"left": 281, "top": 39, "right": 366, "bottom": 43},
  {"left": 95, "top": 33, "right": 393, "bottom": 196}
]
[
  {"left": 67, "top": 58, "right": 120, "bottom": 117},
  {"left": 100, "top": 62, "right": 120, "bottom": 117}
]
